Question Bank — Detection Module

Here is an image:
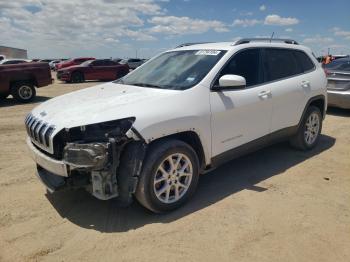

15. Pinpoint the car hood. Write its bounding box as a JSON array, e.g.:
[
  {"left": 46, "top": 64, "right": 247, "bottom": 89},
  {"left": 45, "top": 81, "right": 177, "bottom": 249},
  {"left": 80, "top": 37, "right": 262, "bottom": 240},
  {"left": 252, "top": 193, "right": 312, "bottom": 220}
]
[{"left": 31, "top": 82, "right": 180, "bottom": 131}]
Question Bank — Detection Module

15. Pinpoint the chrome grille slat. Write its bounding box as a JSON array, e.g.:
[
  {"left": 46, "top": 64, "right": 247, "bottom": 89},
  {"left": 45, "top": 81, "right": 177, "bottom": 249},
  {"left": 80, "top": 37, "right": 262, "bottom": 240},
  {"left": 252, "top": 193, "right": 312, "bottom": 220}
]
[
  {"left": 27, "top": 117, "right": 36, "bottom": 134},
  {"left": 39, "top": 124, "right": 48, "bottom": 144},
  {"left": 31, "top": 119, "right": 40, "bottom": 138},
  {"left": 24, "top": 113, "right": 55, "bottom": 154},
  {"left": 34, "top": 121, "right": 43, "bottom": 141}
]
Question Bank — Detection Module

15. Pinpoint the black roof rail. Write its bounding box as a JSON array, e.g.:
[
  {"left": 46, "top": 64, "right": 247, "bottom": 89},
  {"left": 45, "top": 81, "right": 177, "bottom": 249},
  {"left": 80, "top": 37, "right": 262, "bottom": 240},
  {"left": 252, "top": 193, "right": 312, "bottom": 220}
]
[
  {"left": 234, "top": 38, "right": 299, "bottom": 45},
  {"left": 175, "top": 42, "right": 213, "bottom": 48}
]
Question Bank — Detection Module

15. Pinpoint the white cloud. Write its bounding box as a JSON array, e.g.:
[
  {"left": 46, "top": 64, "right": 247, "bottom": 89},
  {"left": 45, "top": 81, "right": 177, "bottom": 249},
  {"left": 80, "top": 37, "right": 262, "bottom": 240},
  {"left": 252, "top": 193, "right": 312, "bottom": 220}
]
[
  {"left": 259, "top": 5, "right": 266, "bottom": 11},
  {"left": 148, "top": 16, "right": 229, "bottom": 35},
  {"left": 285, "top": 28, "right": 293, "bottom": 32},
  {"left": 233, "top": 19, "right": 262, "bottom": 27},
  {"left": 331, "top": 27, "right": 350, "bottom": 40},
  {"left": 264, "top": 14, "right": 299, "bottom": 26},
  {"left": 0, "top": 0, "right": 230, "bottom": 58},
  {"left": 303, "top": 35, "right": 334, "bottom": 44},
  {"left": 104, "top": 38, "right": 119, "bottom": 43}
]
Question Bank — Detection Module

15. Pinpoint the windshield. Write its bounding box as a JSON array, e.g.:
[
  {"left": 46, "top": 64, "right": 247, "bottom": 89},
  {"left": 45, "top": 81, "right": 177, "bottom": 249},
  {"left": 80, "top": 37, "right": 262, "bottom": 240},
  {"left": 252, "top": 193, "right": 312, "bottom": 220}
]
[{"left": 115, "top": 50, "right": 226, "bottom": 90}]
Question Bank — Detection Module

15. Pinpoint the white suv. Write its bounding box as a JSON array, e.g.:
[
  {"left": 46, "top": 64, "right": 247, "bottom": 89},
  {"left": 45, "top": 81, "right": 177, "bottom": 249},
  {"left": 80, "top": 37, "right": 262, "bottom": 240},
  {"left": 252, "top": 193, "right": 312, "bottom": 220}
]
[{"left": 25, "top": 38, "right": 327, "bottom": 213}]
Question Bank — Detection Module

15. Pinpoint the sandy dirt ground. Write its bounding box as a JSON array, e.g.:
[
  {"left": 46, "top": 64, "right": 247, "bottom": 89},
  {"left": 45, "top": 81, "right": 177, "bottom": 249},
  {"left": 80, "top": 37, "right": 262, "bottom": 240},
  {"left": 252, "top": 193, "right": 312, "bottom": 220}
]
[{"left": 0, "top": 75, "right": 349, "bottom": 262}]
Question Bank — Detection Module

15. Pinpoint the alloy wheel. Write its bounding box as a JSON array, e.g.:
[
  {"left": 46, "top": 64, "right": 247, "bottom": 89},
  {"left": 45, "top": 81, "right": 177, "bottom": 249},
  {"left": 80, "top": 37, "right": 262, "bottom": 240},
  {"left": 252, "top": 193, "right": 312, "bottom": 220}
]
[
  {"left": 153, "top": 153, "right": 193, "bottom": 204},
  {"left": 18, "top": 85, "right": 33, "bottom": 100},
  {"left": 304, "top": 112, "right": 320, "bottom": 145}
]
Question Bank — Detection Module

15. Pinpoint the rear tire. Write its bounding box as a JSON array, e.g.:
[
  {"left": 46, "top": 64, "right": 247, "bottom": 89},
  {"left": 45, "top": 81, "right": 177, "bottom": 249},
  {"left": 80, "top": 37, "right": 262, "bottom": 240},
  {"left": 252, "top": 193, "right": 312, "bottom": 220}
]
[
  {"left": 290, "top": 105, "right": 322, "bottom": 151},
  {"left": 11, "top": 82, "right": 36, "bottom": 103},
  {"left": 135, "top": 139, "right": 199, "bottom": 213},
  {"left": 71, "top": 72, "right": 84, "bottom": 83}
]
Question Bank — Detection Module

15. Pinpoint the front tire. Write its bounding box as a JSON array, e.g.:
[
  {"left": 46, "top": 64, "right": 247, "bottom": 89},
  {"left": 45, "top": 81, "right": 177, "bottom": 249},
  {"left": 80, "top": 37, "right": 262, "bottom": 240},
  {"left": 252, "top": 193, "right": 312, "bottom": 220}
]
[
  {"left": 290, "top": 105, "right": 322, "bottom": 150},
  {"left": 135, "top": 139, "right": 199, "bottom": 213},
  {"left": 11, "top": 82, "right": 36, "bottom": 103}
]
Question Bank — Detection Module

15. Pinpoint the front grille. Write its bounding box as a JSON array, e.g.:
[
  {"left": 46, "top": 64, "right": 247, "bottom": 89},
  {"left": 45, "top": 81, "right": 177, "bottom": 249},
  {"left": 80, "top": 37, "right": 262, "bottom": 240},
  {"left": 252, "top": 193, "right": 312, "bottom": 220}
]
[{"left": 25, "top": 113, "right": 55, "bottom": 154}]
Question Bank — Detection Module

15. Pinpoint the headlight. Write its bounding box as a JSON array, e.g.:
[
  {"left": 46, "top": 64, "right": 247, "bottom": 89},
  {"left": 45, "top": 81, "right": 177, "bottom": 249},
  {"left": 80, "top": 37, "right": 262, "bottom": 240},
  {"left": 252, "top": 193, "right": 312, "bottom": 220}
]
[
  {"left": 63, "top": 142, "right": 109, "bottom": 170},
  {"left": 64, "top": 117, "right": 136, "bottom": 142}
]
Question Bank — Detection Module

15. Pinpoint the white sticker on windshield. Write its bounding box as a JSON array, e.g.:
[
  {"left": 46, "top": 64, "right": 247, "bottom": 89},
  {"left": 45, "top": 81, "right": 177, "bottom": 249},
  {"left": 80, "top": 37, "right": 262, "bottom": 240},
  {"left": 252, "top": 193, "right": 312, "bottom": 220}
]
[{"left": 195, "top": 50, "right": 221, "bottom": 56}]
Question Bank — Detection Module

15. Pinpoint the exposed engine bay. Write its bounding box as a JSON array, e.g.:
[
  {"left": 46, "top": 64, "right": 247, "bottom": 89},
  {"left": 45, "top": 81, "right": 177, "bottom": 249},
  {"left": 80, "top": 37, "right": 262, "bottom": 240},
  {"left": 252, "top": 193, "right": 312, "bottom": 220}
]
[{"left": 34, "top": 117, "right": 147, "bottom": 205}]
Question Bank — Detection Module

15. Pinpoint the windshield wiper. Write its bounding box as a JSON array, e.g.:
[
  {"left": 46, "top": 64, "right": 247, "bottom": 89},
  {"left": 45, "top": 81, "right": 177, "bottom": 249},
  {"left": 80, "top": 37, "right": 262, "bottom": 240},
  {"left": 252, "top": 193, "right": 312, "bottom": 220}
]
[{"left": 129, "top": 82, "right": 164, "bottom": 89}]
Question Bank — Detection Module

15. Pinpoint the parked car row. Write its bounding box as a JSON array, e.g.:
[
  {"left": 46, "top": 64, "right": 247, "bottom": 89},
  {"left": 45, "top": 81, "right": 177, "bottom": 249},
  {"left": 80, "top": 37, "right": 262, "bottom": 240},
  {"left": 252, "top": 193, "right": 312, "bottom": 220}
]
[{"left": 57, "top": 59, "right": 129, "bottom": 83}]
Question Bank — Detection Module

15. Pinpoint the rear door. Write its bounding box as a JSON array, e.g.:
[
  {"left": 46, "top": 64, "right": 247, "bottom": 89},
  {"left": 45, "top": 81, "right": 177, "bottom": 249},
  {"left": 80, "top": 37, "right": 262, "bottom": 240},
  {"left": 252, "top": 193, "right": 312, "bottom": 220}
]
[{"left": 261, "top": 48, "right": 313, "bottom": 132}]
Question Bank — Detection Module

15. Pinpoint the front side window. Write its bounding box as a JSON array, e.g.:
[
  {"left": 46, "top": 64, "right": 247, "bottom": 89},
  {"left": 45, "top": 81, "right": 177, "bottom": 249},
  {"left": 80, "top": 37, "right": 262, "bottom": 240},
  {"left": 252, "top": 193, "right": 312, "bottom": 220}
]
[
  {"left": 115, "top": 50, "right": 226, "bottom": 90},
  {"left": 217, "top": 48, "right": 262, "bottom": 87},
  {"left": 263, "top": 48, "right": 302, "bottom": 82}
]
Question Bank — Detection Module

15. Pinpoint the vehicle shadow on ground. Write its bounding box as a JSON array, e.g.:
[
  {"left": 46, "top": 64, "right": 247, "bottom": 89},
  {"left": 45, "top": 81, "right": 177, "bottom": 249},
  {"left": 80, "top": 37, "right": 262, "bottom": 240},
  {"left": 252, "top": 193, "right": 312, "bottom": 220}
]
[
  {"left": 47, "top": 134, "right": 335, "bottom": 233},
  {"left": 327, "top": 107, "right": 350, "bottom": 117},
  {"left": 0, "top": 96, "right": 51, "bottom": 108}
]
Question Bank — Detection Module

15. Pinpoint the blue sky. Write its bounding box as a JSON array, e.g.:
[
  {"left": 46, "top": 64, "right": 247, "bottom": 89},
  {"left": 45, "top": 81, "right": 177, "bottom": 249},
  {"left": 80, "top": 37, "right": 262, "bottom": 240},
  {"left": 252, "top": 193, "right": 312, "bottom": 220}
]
[{"left": 1, "top": 0, "right": 349, "bottom": 58}]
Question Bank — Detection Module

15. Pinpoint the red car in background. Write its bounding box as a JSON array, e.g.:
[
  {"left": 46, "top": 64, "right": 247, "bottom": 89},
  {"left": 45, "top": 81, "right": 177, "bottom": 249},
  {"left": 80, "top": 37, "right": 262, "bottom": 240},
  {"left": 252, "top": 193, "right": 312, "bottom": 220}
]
[
  {"left": 55, "top": 57, "right": 95, "bottom": 70},
  {"left": 57, "top": 59, "right": 129, "bottom": 83}
]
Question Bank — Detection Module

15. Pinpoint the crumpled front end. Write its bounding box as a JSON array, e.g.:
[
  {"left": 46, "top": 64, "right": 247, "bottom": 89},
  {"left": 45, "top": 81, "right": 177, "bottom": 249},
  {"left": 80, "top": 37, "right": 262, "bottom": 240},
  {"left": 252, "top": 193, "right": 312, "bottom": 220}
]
[{"left": 26, "top": 116, "right": 147, "bottom": 204}]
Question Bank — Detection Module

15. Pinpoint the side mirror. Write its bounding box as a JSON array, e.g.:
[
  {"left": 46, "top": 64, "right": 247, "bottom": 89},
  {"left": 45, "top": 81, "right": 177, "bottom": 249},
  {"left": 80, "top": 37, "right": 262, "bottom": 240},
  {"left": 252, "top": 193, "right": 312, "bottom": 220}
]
[{"left": 216, "top": 74, "right": 246, "bottom": 90}]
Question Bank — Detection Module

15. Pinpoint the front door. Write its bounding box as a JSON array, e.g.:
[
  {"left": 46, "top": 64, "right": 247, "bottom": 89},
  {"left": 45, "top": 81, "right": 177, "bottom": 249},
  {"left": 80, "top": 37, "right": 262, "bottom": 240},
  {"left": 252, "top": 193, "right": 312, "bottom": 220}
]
[{"left": 210, "top": 48, "right": 272, "bottom": 158}]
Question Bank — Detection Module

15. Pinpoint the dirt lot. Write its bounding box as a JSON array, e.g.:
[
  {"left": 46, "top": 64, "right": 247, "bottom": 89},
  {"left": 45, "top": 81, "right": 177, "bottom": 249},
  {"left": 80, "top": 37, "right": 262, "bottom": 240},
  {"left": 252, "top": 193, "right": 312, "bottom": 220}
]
[{"left": 0, "top": 76, "right": 349, "bottom": 262}]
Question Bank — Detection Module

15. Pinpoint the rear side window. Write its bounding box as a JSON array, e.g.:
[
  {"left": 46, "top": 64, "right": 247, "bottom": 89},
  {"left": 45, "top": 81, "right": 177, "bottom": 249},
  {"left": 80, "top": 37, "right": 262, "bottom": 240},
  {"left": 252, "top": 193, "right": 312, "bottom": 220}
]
[
  {"left": 293, "top": 51, "right": 315, "bottom": 72},
  {"left": 92, "top": 60, "right": 105, "bottom": 66},
  {"left": 263, "top": 48, "right": 302, "bottom": 82},
  {"left": 105, "top": 60, "right": 116, "bottom": 66},
  {"left": 218, "top": 48, "right": 262, "bottom": 87}
]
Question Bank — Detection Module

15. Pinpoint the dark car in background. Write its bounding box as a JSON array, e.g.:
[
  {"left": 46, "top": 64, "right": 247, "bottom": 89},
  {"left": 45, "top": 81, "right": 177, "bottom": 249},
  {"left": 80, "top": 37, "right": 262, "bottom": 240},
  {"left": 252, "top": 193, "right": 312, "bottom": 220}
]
[
  {"left": 56, "top": 57, "right": 95, "bottom": 70},
  {"left": 325, "top": 57, "right": 350, "bottom": 109},
  {"left": 119, "top": 58, "right": 145, "bottom": 70},
  {"left": 57, "top": 59, "right": 129, "bottom": 83}
]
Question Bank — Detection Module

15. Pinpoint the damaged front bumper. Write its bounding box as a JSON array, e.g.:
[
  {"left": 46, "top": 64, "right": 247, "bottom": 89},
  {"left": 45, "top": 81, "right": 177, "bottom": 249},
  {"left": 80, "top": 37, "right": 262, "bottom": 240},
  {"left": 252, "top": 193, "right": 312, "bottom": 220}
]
[
  {"left": 27, "top": 137, "right": 68, "bottom": 177},
  {"left": 26, "top": 126, "right": 147, "bottom": 203}
]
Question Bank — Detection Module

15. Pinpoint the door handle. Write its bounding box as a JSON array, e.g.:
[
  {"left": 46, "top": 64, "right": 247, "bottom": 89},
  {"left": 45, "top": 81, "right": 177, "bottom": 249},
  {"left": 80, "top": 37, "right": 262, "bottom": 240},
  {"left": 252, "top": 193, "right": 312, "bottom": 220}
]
[
  {"left": 301, "top": 81, "right": 310, "bottom": 88},
  {"left": 258, "top": 90, "right": 271, "bottom": 98}
]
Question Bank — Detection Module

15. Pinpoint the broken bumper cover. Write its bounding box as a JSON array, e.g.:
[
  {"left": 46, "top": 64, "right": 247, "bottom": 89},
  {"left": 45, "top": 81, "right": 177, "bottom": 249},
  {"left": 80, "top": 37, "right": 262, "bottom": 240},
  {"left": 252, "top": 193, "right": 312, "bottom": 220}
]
[{"left": 26, "top": 137, "right": 68, "bottom": 177}]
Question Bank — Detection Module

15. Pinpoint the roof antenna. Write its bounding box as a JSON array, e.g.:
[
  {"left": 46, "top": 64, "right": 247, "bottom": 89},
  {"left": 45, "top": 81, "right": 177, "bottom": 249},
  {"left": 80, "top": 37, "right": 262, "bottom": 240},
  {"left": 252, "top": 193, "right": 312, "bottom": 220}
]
[{"left": 270, "top": 32, "right": 274, "bottom": 42}]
